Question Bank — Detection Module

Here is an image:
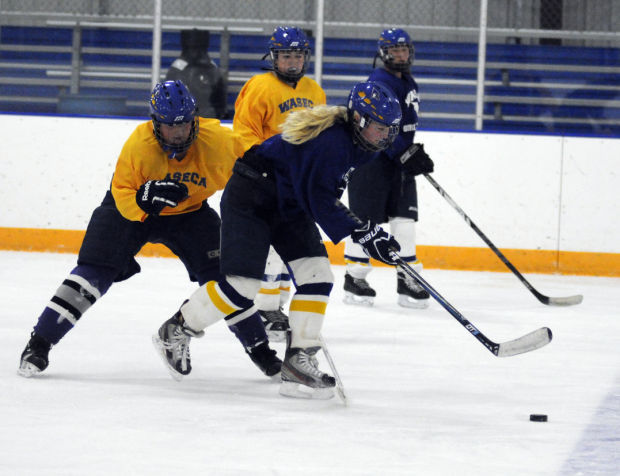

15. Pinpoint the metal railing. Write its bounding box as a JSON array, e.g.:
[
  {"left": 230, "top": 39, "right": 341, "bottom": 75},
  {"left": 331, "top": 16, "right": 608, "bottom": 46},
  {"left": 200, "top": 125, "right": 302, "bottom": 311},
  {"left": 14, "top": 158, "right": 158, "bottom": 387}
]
[{"left": 1, "top": 1, "right": 619, "bottom": 134}]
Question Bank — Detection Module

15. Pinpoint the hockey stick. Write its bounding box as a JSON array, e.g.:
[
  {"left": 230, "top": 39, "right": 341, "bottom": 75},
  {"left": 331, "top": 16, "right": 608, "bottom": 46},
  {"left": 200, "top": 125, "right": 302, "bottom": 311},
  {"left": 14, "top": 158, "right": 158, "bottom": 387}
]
[
  {"left": 423, "top": 174, "right": 582, "bottom": 306},
  {"left": 319, "top": 334, "right": 348, "bottom": 405},
  {"left": 390, "top": 251, "right": 552, "bottom": 357}
]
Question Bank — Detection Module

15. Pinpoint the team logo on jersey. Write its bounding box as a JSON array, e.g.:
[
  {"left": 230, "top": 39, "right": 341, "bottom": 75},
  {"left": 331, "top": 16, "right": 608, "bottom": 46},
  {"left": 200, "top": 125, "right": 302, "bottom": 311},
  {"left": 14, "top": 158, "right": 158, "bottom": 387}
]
[
  {"left": 278, "top": 97, "right": 315, "bottom": 113},
  {"left": 164, "top": 171, "right": 207, "bottom": 188},
  {"left": 337, "top": 167, "right": 355, "bottom": 194},
  {"left": 405, "top": 90, "right": 419, "bottom": 112}
]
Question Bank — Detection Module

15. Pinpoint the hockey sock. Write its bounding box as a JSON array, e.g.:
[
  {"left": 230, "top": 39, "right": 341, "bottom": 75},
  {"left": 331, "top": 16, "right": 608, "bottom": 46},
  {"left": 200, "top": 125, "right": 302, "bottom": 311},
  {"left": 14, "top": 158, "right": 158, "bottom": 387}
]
[
  {"left": 33, "top": 264, "right": 116, "bottom": 345},
  {"left": 344, "top": 234, "right": 373, "bottom": 279},
  {"left": 278, "top": 264, "right": 292, "bottom": 308},
  {"left": 389, "top": 217, "right": 417, "bottom": 262},
  {"left": 225, "top": 306, "right": 270, "bottom": 349},
  {"left": 255, "top": 247, "right": 288, "bottom": 312},
  {"left": 181, "top": 277, "right": 257, "bottom": 332},
  {"left": 288, "top": 282, "right": 332, "bottom": 349},
  {"left": 344, "top": 259, "right": 373, "bottom": 280}
]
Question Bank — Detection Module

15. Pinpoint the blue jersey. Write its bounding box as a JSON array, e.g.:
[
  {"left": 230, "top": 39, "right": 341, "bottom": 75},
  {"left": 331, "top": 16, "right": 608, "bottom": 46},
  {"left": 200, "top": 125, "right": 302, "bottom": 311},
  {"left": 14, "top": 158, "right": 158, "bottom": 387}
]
[
  {"left": 256, "top": 122, "right": 375, "bottom": 243},
  {"left": 368, "top": 67, "right": 419, "bottom": 161}
]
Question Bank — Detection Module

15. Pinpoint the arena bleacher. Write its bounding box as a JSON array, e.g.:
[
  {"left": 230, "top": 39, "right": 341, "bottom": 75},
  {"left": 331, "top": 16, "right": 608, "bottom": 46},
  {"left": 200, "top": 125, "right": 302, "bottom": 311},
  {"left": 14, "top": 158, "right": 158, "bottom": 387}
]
[{"left": 1, "top": 24, "right": 618, "bottom": 135}]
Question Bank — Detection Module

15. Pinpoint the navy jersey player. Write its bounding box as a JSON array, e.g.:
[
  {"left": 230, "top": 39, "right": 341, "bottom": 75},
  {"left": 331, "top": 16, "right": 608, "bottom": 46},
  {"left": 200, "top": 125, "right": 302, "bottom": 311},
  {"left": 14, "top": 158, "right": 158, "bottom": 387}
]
[
  {"left": 18, "top": 80, "right": 281, "bottom": 380},
  {"left": 343, "top": 28, "right": 435, "bottom": 308},
  {"left": 153, "top": 81, "right": 402, "bottom": 399}
]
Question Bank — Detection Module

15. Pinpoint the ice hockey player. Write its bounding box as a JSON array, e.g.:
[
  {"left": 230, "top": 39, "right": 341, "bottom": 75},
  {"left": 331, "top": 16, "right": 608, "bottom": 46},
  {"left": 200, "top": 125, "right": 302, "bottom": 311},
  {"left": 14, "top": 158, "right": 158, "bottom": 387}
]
[
  {"left": 18, "top": 80, "right": 281, "bottom": 380},
  {"left": 343, "top": 28, "right": 435, "bottom": 308},
  {"left": 153, "top": 81, "right": 402, "bottom": 399},
  {"left": 233, "top": 26, "right": 326, "bottom": 342}
]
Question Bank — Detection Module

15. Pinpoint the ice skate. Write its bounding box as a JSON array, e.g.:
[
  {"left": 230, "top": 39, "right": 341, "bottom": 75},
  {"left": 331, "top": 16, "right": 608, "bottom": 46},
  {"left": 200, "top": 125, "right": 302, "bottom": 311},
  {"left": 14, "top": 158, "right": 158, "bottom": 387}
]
[
  {"left": 246, "top": 341, "right": 282, "bottom": 380},
  {"left": 343, "top": 272, "right": 376, "bottom": 306},
  {"left": 259, "top": 308, "right": 289, "bottom": 343},
  {"left": 280, "top": 345, "right": 335, "bottom": 400},
  {"left": 18, "top": 332, "right": 52, "bottom": 378},
  {"left": 397, "top": 268, "right": 430, "bottom": 309},
  {"left": 152, "top": 310, "right": 204, "bottom": 381}
]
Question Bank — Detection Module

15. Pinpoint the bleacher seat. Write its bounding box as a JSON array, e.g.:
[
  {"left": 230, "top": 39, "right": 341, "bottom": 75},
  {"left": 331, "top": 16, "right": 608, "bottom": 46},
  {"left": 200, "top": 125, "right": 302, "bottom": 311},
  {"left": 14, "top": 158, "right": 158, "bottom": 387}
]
[{"left": 0, "top": 25, "right": 618, "bottom": 136}]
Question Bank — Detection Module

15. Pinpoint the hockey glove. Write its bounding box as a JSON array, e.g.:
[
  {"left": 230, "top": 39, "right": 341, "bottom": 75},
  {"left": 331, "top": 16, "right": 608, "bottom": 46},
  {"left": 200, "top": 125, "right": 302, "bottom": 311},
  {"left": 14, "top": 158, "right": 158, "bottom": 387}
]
[
  {"left": 351, "top": 221, "right": 401, "bottom": 265},
  {"left": 400, "top": 143, "right": 434, "bottom": 176},
  {"left": 136, "top": 180, "right": 189, "bottom": 216}
]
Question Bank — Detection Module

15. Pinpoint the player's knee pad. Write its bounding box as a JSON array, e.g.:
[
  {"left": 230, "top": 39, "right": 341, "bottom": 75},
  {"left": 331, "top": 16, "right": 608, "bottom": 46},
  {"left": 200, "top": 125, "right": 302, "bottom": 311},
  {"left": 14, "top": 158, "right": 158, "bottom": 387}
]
[
  {"left": 389, "top": 217, "right": 417, "bottom": 260},
  {"left": 288, "top": 256, "right": 333, "bottom": 287}
]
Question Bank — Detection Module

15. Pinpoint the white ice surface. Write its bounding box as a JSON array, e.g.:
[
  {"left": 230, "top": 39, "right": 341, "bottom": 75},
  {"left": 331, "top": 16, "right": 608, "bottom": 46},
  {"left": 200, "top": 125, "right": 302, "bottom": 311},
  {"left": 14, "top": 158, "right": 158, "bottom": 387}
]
[{"left": 1, "top": 251, "right": 618, "bottom": 476}]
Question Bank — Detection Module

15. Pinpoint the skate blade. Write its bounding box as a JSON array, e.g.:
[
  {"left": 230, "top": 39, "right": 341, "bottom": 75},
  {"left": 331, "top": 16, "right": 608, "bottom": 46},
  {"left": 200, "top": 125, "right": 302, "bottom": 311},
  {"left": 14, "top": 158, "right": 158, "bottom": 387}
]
[
  {"left": 17, "top": 362, "right": 41, "bottom": 378},
  {"left": 398, "top": 294, "right": 430, "bottom": 309},
  {"left": 343, "top": 292, "right": 374, "bottom": 307},
  {"left": 279, "top": 381, "right": 335, "bottom": 400},
  {"left": 266, "top": 330, "right": 287, "bottom": 343},
  {"left": 151, "top": 334, "right": 184, "bottom": 382}
]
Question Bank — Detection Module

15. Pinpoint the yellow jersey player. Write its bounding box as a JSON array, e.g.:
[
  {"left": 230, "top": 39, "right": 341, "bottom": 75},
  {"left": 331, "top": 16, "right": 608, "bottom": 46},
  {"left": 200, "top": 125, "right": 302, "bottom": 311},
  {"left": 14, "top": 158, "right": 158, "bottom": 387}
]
[
  {"left": 18, "top": 80, "right": 281, "bottom": 381},
  {"left": 233, "top": 26, "right": 326, "bottom": 342}
]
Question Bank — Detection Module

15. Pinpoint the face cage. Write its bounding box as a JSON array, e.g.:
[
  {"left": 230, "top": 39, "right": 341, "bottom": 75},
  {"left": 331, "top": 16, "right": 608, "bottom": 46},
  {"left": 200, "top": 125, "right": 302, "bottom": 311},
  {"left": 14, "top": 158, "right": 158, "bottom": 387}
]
[
  {"left": 270, "top": 48, "right": 310, "bottom": 82},
  {"left": 352, "top": 115, "right": 399, "bottom": 152},
  {"left": 380, "top": 44, "right": 415, "bottom": 72},
  {"left": 152, "top": 118, "right": 199, "bottom": 157}
]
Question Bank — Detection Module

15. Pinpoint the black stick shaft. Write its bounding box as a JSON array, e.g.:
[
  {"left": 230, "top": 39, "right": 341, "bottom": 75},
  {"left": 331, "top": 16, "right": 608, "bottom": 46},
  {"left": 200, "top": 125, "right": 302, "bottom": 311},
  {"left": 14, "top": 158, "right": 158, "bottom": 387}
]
[
  {"left": 392, "top": 254, "right": 552, "bottom": 357},
  {"left": 423, "top": 174, "right": 582, "bottom": 306},
  {"left": 391, "top": 253, "right": 500, "bottom": 355}
]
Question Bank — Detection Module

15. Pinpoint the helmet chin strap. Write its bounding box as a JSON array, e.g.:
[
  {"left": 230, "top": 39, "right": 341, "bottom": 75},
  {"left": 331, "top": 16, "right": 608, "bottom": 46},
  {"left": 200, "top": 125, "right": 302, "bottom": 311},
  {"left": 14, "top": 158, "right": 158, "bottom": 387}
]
[{"left": 166, "top": 147, "right": 187, "bottom": 161}]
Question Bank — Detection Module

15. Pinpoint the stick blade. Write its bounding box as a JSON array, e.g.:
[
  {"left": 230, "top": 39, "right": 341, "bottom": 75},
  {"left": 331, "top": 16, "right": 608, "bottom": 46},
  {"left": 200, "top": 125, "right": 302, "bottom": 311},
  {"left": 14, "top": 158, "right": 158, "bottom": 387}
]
[
  {"left": 496, "top": 327, "right": 553, "bottom": 357},
  {"left": 544, "top": 294, "right": 583, "bottom": 306}
]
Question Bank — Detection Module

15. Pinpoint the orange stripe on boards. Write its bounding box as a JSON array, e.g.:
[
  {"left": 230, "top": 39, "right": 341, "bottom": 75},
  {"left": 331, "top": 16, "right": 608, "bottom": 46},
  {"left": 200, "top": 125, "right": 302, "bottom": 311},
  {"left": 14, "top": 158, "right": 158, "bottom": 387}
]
[
  {"left": 326, "top": 241, "right": 620, "bottom": 277},
  {"left": 557, "top": 250, "right": 620, "bottom": 277},
  {"left": 0, "top": 227, "right": 178, "bottom": 257},
  {"left": 1, "top": 227, "right": 618, "bottom": 277},
  {"left": 0, "top": 227, "right": 85, "bottom": 254}
]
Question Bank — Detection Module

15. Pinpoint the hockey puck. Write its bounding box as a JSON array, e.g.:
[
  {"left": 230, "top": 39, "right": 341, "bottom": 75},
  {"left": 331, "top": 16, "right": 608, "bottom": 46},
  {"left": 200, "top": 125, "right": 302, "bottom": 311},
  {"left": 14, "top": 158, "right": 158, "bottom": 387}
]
[{"left": 529, "top": 414, "right": 548, "bottom": 422}]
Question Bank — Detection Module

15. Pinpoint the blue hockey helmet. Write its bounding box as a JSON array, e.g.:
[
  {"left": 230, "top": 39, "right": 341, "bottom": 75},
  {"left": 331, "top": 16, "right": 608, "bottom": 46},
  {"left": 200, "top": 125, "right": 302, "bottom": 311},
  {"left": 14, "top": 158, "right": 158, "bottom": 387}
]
[
  {"left": 268, "top": 26, "right": 311, "bottom": 82},
  {"left": 377, "top": 28, "right": 414, "bottom": 72},
  {"left": 149, "top": 80, "right": 198, "bottom": 157},
  {"left": 347, "top": 81, "right": 402, "bottom": 152}
]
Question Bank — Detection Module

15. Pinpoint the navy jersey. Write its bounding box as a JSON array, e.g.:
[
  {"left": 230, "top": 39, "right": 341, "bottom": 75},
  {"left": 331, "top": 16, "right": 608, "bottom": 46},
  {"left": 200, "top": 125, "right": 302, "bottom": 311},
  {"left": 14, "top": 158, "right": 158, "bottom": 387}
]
[
  {"left": 255, "top": 122, "right": 375, "bottom": 243},
  {"left": 368, "top": 67, "right": 419, "bottom": 161}
]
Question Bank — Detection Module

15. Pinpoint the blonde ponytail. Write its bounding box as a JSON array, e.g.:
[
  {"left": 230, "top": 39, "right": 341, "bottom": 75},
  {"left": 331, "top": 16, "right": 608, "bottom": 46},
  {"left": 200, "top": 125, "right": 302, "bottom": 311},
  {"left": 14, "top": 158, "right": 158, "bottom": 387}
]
[{"left": 281, "top": 105, "right": 348, "bottom": 145}]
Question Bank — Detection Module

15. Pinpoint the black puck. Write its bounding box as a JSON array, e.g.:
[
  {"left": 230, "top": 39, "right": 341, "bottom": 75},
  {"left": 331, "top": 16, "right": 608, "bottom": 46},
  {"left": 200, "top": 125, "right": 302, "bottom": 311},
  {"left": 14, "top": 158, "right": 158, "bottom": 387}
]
[{"left": 529, "top": 414, "right": 548, "bottom": 422}]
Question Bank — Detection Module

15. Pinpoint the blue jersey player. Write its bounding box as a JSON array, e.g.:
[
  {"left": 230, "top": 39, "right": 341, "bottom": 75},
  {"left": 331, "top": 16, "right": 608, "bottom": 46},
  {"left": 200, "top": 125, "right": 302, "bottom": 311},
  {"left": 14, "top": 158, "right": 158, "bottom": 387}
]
[
  {"left": 343, "top": 28, "right": 435, "bottom": 309},
  {"left": 153, "top": 81, "right": 403, "bottom": 399}
]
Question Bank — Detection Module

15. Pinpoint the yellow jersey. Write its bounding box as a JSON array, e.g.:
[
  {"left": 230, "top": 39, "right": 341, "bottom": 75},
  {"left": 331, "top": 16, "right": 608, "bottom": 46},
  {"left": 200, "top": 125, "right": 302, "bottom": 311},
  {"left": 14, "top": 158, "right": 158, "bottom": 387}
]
[
  {"left": 233, "top": 72, "right": 326, "bottom": 149},
  {"left": 111, "top": 117, "right": 246, "bottom": 222}
]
